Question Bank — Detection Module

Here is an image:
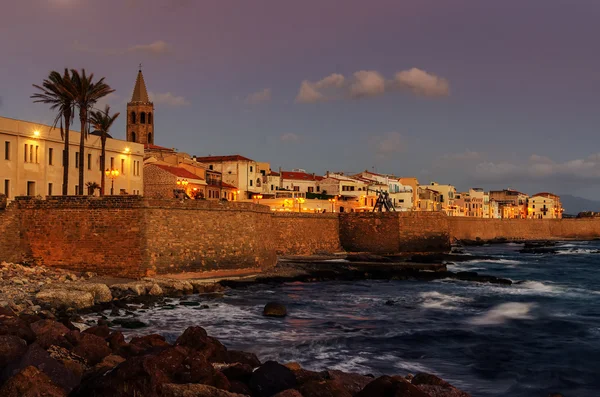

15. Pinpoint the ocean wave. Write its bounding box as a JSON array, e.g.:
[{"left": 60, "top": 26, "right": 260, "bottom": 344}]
[
  {"left": 419, "top": 291, "right": 473, "bottom": 310},
  {"left": 466, "top": 259, "right": 523, "bottom": 265},
  {"left": 556, "top": 248, "right": 600, "bottom": 255},
  {"left": 469, "top": 302, "right": 537, "bottom": 325},
  {"left": 516, "top": 281, "right": 559, "bottom": 293}
]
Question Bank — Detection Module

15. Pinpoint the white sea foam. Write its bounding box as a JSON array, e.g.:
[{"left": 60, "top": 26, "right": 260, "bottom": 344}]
[
  {"left": 556, "top": 248, "right": 599, "bottom": 255},
  {"left": 469, "top": 302, "right": 537, "bottom": 325},
  {"left": 466, "top": 259, "right": 522, "bottom": 265},
  {"left": 517, "top": 281, "right": 559, "bottom": 293},
  {"left": 419, "top": 291, "right": 473, "bottom": 310}
]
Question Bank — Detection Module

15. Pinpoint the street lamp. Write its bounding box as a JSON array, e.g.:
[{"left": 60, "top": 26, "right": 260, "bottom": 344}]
[
  {"left": 296, "top": 197, "right": 306, "bottom": 212},
  {"left": 105, "top": 169, "right": 120, "bottom": 195},
  {"left": 253, "top": 194, "right": 263, "bottom": 204},
  {"left": 176, "top": 179, "right": 189, "bottom": 196},
  {"left": 328, "top": 198, "right": 337, "bottom": 212}
]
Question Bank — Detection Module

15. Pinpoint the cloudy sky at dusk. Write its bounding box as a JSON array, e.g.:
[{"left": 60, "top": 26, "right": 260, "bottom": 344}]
[{"left": 2, "top": 0, "right": 600, "bottom": 198}]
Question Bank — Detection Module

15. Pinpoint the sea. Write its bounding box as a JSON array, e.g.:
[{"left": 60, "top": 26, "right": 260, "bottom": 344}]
[{"left": 102, "top": 241, "right": 600, "bottom": 397}]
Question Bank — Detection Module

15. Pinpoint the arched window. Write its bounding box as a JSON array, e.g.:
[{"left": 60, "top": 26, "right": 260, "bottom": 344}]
[
  {"left": 256, "top": 178, "right": 262, "bottom": 187},
  {"left": 148, "top": 132, "right": 153, "bottom": 144},
  {"left": 148, "top": 113, "right": 153, "bottom": 124},
  {"left": 130, "top": 111, "right": 136, "bottom": 124},
  {"left": 140, "top": 112, "right": 146, "bottom": 124},
  {"left": 131, "top": 131, "right": 136, "bottom": 142}
]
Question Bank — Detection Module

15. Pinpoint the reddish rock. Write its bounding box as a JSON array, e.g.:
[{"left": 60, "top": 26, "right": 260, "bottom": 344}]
[
  {"left": 356, "top": 375, "right": 430, "bottom": 397},
  {"left": 229, "top": 380, "right": 252, "bottom": 395},
  {"left": 18, "top": 314, "right": 43, "bottom": 325},
  {"left": 65, "top": 330, "right": 81, "bottom": 346},
  {"left": 294, "top": 368, "right": 327, "bottom": 385},
  {"left": 82, "top": 325, "right": 111, "bottom": 338},
  {"left": 161, "top": 383, "right": 246, "bottom": 397},
  {"left": 299, "top": 380, "right": 353, "bottom": 397},
  {"left": 0, "top": 316, "right": 35, "bottom": 343},
  {"left": 87, "top": 354, "right": 126, "bottom": 378},
  {"left": 0, "top": 365, "right": 66, "bottom": 397},
  {"left": 2, "top": 343, "right": 80, "bottom": 393},
  {"left": 411, "top": 373, "right": 471, "bottom": 397},
  {"left": 220, "top": 362, "right": 254, "bottom": 383},
  {"left": 263, "top": 302, "right": 287, "bottom": 317},
  {"left": 106, "top": 331, "right": 127, "bottom": 351},
  {"left": 326, "top": 369, "right": 373, "bottom": 395},
  {"left": 29, "top": 319, "right": 72, "bottom": 350},
  {"left": 177, "top": 354, "right": 230, "bottom": 390},
  {"left": 47, "top": 345, "right": 88, "bottom": 379},
  {"left": 72, "top": 333, "right": 112, "bottom": 366},
  {"left": 273, "top": 390, "right": 303, "bottom": 397},
  {"left": 0, "top": 335, "right": 27, "bottom": 368},
  {"left": 249, "top": 360, "right": 298, "bottom": 397},
  {"left": 175, "top": 326, "right": 227, "bottom": 362},
  {"left": 130, "top": 333, "right": 171, "bottom": 351},
  {"left": 225, "top": 349, "right": 261, "bottom": 368},
  {"left": 284, "top": 362, "right": 302, "bottom": 371}
]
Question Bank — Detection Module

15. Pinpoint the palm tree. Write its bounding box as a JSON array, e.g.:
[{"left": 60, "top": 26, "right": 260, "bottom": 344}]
[
  {"left": 70, "top": 69, "right": 115, "bottom": 195},
  {"left": 32, "top": 69, "right": 75, "bottom": 195},
  {"left": 90, "top": 105, "right": 120, "bottom": 196}
]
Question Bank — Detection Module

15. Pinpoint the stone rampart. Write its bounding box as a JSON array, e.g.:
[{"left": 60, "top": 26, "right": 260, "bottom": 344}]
[
  {"left": 271, "top": 212, "right": 341, "bottom": 255},
  {"left": 447, "top": 217, "right": 600, "bottom": 241}
]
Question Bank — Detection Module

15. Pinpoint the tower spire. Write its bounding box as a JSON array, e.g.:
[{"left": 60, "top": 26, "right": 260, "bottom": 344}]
[{"left": 131, "top": 68, "right": 150, "bottom": 103}]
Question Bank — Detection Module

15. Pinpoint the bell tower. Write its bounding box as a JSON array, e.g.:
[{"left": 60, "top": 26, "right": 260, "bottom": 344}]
[{"left": 127, "top": 67, "right": 155, "bottom": 145}]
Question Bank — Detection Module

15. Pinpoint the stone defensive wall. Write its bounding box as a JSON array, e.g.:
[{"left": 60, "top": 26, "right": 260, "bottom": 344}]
[
  {"left": 447, "top": 217, "right": 600, "bottom": 241},
  {"left": 2, "top": 196, "right": 600, "bottom": 277}
]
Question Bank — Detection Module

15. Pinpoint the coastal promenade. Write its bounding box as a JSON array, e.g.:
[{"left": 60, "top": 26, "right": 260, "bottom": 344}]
[{"left": 1, "top": 195, "right": 599, "bottom": 278}]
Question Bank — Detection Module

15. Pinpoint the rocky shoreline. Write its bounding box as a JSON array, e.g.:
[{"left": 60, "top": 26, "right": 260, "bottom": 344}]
[{"left": 0, "top": 305, "right": 474, "bottom": 397}]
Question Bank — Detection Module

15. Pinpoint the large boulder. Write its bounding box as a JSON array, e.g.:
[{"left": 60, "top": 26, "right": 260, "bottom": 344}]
[
  {"left": 225, "top": 350, "right": 261, "bottom": 368},
  {"left": 249, "top": 360, "right": 297, "bottom": 397},
  {"left": 29, "top": 320, "right": 71, "bottom": 349},
  {"left": 177, "top": 354, "right": 230, "bottom": 389},
  {"left": 325, "top": 370, "right": 373, "bottom": 395},
  {"left": 189, "top": 281, "right": 226, "bottom": 294},
  {"left": 47, "top": 345, "right": 88, "bottom": 378},
  {"left": 298, "top": 379, "right": 353, "bottom": 397},
  {"left": 0, "top": 335, "right": 27, "bottom": 368},
  {"left": 110, "top": 282, "right": 153, "bottom": 297},
  {"left": 67, "top": 283, "right": 112, "bottom": 303},
  {"left": 82, "top": 325, "right": 111, "bottom": 339},
  {"left": 35, "top": 289, "right": 94, "bottom": 310},
  {"left": 175, "top": 326, "right": 227, "bottom": 362},
  {"left": 273, "top": 390, "right": 303, "bottom": 397},
  {"left": 162, "top": 383, "right": 247, "bottom": 397},
  {"left": 0, "top": 315, "right": 35, "bottom": 343},
  {"left": 2, "top": 343, "right": 81, "bottom": 393},
  {"left": 263, "top": 302, "right": 287, "bottom": 317},
  {"left": 356, "top": 376, "right": 430, "bottom": 397},
  {"left": 72, "top": 333, "right": 112, "bottom": 366},
  {"left": 142, "top": 278, "right": 194, "bottom": 295},
  {"left": 0, "top": 365, "right": 66, "bottom": 397},
  {"left": 411, "top": 373, "right": 471, "bottom": 397}
]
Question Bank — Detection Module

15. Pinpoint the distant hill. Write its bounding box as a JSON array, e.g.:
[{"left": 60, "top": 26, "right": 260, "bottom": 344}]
[{"left": 559, "top": 194, "right": 600, "bottom": 215}]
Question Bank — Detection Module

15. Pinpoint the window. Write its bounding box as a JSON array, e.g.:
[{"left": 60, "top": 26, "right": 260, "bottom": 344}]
[
  {"left": 30, "top": 145, "right": 33, "bottom": 163},
  {"left": 271, "top": 185, "right": 274, "bottom": 191},
  {"left": 148, "top": 113, "right": 152, "bottom": 124},
  {"left": 88, "top": 153, "right": 92, "bottom": 170},
  {"left": 308, "top": 187, "right": 314, "bottom": 193},
  {"left": 24, "top": 144, "right": 28, "bottom": 162},
  {"left": 62, "top": 150, "right": 65, "bottom": 166},
  {"left": 317, "top": 186, "right": 320, "bottom": 192},
  {"left": 209, "top": 165, "right": 213, "bottom": 170},
  {"left": 74, "top": 185, "right": 78, "bottom": 194},
  {"left": 49, "top": 148, "right": 53, "bottom": 165},
  {"left": 293, "top": 186, "right": 300, "bottom": 192},
  {"left": 4, "top": 179, "right": 9, "bottom": 197},
  {"left": 27, "top": 181, "right": 35, "bottom": 196},
  {"left": 48, "top": 183, "right": 53, "bottom": 196},
  {"left": 250, "top": 166, "right": 253, "bottom": 172},
  {"left": 35, "top": 146, "right": 39, "bottom": 163},
  {"left": 249, "top": 180, "right": 253, "bottom": 187},
  {"left": 110, "top": 157, "right": 114, "bottom": 169},
  {"left": 4, "top": 141, "right": 10, "bottom": 160},
  {"left": 121, "top": 159, "right": 125, "bottom": 174},
  {"left": 131, "top": 112, "right": 136, "bottom": 124},
  {"left": 75, "top": 152, "right": 79, "bottom": 168},
  {"left": 131, "top": 131, "right": 136, "bottom": 142},
  {"left": 140, "top": 112, "right": 146, "bottom": 124},
  {"left": 148, "top": 132, "right": 152, "bottom": 144},
  {"left": 533, "top": 205, "right": 535, "bottom": 209}
]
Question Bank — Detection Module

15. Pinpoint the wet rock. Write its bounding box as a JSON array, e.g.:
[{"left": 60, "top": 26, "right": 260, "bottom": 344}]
[
  {"left": 46, "top": 345, "right": 88, "bottom": 378},
  {"left": 0, "top": 335, "right": 27, "bottom": 368},
  {"left": 190, "top": 281, "right": 226, "bottom": 294},
  {"left": 129, "top": 333, "right": 171, "bottom": 353},
  {"left": 356, "top": 375, "right": 430, "bottom": 397},
  {"left": 263, "top": 302, "right": 287, "bottom": 317},
  {"left": 180, "top": 301, "right": 201, "bottom": 307},
  {"left": 454, "top": 272, "right": 512, "bottom": 285},
  {"left": 82, "top": 325, "right": 111, "bottom": 338},
  {"left": 249, "top": 360, "right": 297, "bottom": 397},
  {"left": 106, "top": 331, "right": 127, "bottom": 351},
  {"left": 273, "top": 390, "right": 303, "bottom": 397},
  {"left": 72, "top": 333, "right": 112, "bottom": 366},
  {"left": 175, "top": 326, "right": 228, "bottom": 362},
  {"left": 326, "top": 370, "right": 373, "bottom": 395},
  {"left": 111, "top": 318, "right": 147, "bottom": 329},
  {"left": 293, "top": 368, "right": 327, "bottom": 385},
  {"left": 110, "top": 282, "right": 152, "bottom": 297},
  {"left": 225, "top": 350, "right": 262, "bottom": 368},
  {"left": 3, "top": 343, "right": 81, "bottom": 393},
  {"left": 411, "top": 373, "right": 471, "bottom": 397},
  {"left": 29, "top": 320, "right": 71, "bottom": 350},
  {"left": 0, "top": 365, "right": 67, "bottom": 397},
  {"left": 143, "top": 278, "right": 194, "bottom": 295},
  {"left": 88, "top": 354, "right": 125, "bottom": 377},
  {"left": 519, "top": 247, "right": 559, "bottom": 254},
  {"left": 219, "top": 362, "right": 254, "bottom": 383},
  {"left": 284, "top": 362, "right": 302, "bottom": 371},
  {"left": 66, "top": 283, "right": 112, "bottom": 303},
  {"left": 162, "top": 383, "right": 246, "bottom": 397},
  {"left": 0, "top": 315, "right": 36, "bottom": 343},
  {"left": 178, "top": 355, "right": 231, "bottom": 389},
  {"left": 299, "top": 379, "right": 353, "bottom": 397},
  {"left": 35, "top": 289, "right": 94, "bottom": 310}
]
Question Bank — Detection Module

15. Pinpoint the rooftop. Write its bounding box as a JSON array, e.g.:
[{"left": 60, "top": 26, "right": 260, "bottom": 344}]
[
  {"left": 151, "top": 164, "right": 204, "bottom": 181},
  {"left": 130, "top": 69, "right": 150, "bottom": 103},
  {"left": 281, "top": 171, "right": 323, "bottom": 181},
  {"left": 194, "top": 154, "right": 254, "bottom": 163}
]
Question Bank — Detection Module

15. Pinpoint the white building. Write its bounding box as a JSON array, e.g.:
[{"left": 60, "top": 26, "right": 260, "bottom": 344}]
[{"left": 0, "top": 116, "right": 144, "bottom": 200}]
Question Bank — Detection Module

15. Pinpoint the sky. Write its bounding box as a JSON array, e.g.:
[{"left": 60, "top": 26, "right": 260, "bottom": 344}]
[{"left": 1, "top": 0, "right": 600, "bottom": 198}]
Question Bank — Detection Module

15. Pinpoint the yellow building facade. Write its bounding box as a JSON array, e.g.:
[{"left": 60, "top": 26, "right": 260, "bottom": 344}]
[{"left": 0, "top": 116, "right": 144, "bottom": 200}]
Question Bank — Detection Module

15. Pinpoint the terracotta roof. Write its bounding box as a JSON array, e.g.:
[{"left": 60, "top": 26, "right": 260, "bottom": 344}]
[
  {"left": 532, "top": 192, "right": 559, "bottom": 199},
  {"left": 130, "top": 70, "right": 150, "bottom": 103},
  {"left": 281, "top": 171, "right": 323, "bottom": 181},
  {"left": 194, "top": 155, "right": 254, "bottom": 163},
  {"left": 221, "top": 182, "right": 238, "bottom": 189},
  {"left": 269, "top": 171, "right": 281, "bottom": 176},
  {"left": 152, "top": 164, "right": 204, "bottom": 181},
  {"left": 145, "top": 143, "right": 174, "bottom": 151}
]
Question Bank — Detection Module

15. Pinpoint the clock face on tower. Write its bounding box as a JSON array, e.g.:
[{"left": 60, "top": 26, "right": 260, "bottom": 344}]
[{"left": 127, "top": 69, "right": 154, "bottom": 145}]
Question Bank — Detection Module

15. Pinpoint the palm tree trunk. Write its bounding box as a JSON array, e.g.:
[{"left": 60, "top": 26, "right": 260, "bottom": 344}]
[
  {"left": 62, "top": 116, "right": 70, "bottom": 195},
  {"left": 100, "top": 136, "right": 106, "bottom": 196},
  {"left": 78, "top": 113, "right": 86, "bottom": 195}
]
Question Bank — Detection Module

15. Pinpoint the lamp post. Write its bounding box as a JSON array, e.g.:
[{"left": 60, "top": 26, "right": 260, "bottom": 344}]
[
  {"left": 296, "top": 197, "right": 306, "bottom": 212},
  {"left": 253, "top": 194, "right": 263, "bottom": 204},
  {"left": 176, "top": 179, "right": 189, "bottom": 196},
  {"left": 105, "top": 169, "right": 120, "bottom": 195},
  {"left": 328, "top": 198, "right": 336, "bottom": 212}
]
